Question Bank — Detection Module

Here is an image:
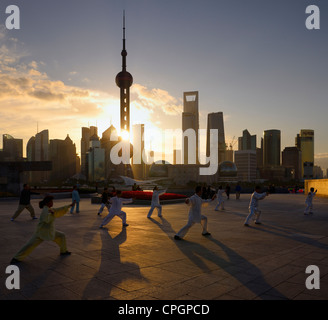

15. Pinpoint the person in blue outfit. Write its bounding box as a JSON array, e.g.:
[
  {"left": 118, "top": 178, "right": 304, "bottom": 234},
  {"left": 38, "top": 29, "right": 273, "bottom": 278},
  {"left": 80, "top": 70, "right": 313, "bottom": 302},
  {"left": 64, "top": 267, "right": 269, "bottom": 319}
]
[{"left": 70, "top": 185, "right": 80, "bottom": 214}]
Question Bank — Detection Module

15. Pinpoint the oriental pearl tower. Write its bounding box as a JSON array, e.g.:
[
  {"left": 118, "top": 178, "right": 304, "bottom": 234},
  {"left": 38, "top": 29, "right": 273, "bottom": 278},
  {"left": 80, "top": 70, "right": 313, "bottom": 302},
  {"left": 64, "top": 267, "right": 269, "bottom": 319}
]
[{"left": 115, "top": 12, "right": 133, "bottom": 135}]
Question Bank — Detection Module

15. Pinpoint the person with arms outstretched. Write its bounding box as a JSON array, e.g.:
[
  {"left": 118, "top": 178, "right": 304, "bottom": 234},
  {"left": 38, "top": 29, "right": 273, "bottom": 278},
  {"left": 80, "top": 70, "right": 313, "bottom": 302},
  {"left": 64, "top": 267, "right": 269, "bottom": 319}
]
[
  {"left": 174, "top": 186, "right": 215, "bottom": 240},
  {"left": 10, "top": 196, "right": 73, "bottom": 264},
  {"left": 244, "top": 186, "right": 269, "bottom": 226}
]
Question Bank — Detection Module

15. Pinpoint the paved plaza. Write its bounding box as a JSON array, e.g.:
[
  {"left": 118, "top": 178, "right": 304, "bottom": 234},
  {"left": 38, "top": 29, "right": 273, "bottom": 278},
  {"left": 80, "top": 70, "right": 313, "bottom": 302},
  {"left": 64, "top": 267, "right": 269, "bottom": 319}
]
[{"left": 1, "top": 193, "right": 328, "bottom": 300}]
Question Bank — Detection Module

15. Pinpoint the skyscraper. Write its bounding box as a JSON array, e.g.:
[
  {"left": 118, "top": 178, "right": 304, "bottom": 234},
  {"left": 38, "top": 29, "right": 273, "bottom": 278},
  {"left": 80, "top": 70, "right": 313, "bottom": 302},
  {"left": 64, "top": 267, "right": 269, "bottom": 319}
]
[
  {"left": 295, "top": 129, "right": 314, "bottom": 179},
  {"left": 49, "top": 135, "right": 77, "bottom": 183},
  {"left": 132, "top": 124, "right": 145, "bottom": 179},
  {"left": 101, "top": 124, "right": 117, "bottom": 180},
  {"left": 88, "top": 134, "right": 105, "bottom": 182},
  {"left": 282, "top": 146, "right": 302, "bottom": 180},
  {"left": 2, "top": 134, "right": 23, "bottom": 161},
  {"left": 263, "top": 129, "right": 281, "bottom": 167},
  {"left": 115, "top": 12, "right": 133, "bottom": 134},
  {"left": 206, "top": 112, "right": 226, "bottom": 164},
  {"left": 182, "top": 91, "right": 199, "bottom": 164},
  {"left": 238, "top": 129, "right": 256, "bottom": 151},
  {"left": 234, "top": 150, "right": 257, "bottom": 181},
  {"left": 29, "top": 129, "right": 50, "bottom": 183},
  {"left": 81, "top": 126, "right": 98, "bottom": 179}
]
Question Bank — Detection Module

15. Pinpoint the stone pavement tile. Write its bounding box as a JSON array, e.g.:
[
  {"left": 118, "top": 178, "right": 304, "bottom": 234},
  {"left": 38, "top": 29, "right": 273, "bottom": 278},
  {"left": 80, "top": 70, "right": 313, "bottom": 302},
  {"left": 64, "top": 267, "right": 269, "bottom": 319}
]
[
  {"left": 268, "top": 264, "right": 305, "bottom": 281},
  {"left": 141, "top": 283, "right": 197, "bottom": 300},
  {"left": 225, "top": 281, "right": 274, "bottom": 300},
  {"left": 182, "top": 273, "right": 226, "bottom": 288},
  {"left": 47, "top": 262, "right": 99, "bottom": 281},
  {"left": 303, "top": 251, "right": 328, "bottom": 261},
  {"left": 24, "top": 269, "right": 76, "bottom": 288},
  {"left": 127, "top": 266, "right": 190, "bottom": 287},
  {"left": 265, "top": 281, "right": 305, "bottom": 300},
  {"left": 187, "top": 282, "right": 235, "bottom": 300},
  {"left": 62, "top": 278, "right": 126, "bottom": 300},
  {"left": 217, "top": 294, "right": 244, "bottom": 300},
  {"left": 176, "top": 294, "right": 206, "bottom": 300},
  {"left": 97, "top": 272, "right": 151, "bottom": 292},
  {"left": 23, "top": 284, "right": 81, "bottom": 300},
  {"left": 155, "top": 260, "right": 204, "bottom": 277},
  {"left": 1, "top": 280, "right": 37, "bottom": 300},
  {"left": 256, "top": 293, "right": 288, "bottom": 300},
  {"left": 294, "top": 292, "right": 326, "bottom": 300},
  {"left": 220, "top": 272, "right": 259, "bottom": 286},
  {"left": 120, "top": 255, "right": 162, "bottom": 269},
  {"left": 288, "top": 272, "right": 308, "bottom": 285},
  {"left": 1, "top": 291, "right": 27, "bottom": 300},
  {"left": 132, "top": 295, "right": 159, "bottom": 300}
]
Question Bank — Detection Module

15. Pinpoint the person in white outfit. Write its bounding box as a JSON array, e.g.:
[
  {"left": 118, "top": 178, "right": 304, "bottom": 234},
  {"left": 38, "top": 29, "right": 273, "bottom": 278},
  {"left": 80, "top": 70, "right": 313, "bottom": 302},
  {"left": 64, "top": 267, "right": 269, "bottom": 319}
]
[
  {"left": 244, "top": 186, "right": 269, "bottom": 226},
  {"left": 304, "top": 187, "right": 317, "bottom": 215},
  {"left": 215, "top": 186, "right": 225, "bottom": 211},
  {"left": 99, "top": 190, "right": 133, "bottom": 228},
  {"left": 174, "top": 186, "right": 215, "bottom": 240},
  {"left": 147, "top": 186, "right": 166, "bottom": 218}
]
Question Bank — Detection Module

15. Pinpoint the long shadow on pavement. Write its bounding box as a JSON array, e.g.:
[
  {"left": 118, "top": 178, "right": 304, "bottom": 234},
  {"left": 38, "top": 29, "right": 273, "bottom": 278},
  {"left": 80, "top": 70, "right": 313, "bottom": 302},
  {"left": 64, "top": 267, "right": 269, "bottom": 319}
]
[
  {"left": 149, "top": 216, "right": 287, "bottom": 300},
  {"left": 81, "top": 222, "right": 144, "bottom": 300}
]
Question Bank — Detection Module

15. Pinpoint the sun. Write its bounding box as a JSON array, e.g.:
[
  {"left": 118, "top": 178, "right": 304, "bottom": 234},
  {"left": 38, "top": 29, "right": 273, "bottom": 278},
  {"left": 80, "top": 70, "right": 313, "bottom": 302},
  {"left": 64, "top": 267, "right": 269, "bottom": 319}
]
[{"left": 120, "top": 129, "right": 130, "bottom": 141}]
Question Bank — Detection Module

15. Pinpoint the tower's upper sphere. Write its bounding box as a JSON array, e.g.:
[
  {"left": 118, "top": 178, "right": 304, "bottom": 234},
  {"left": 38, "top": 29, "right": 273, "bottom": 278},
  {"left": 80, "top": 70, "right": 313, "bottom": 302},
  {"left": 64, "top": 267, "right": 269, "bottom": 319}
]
[{"left": 115, "top": 70, "right": 133, "bottom": 88}]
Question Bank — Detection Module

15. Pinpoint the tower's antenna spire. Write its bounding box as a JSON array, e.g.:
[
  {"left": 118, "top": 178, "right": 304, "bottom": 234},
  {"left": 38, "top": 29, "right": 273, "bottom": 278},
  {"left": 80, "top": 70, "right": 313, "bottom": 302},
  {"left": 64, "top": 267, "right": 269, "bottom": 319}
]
[
  {"left": 121, "top": 10, "right": 127, "bottom": 71},
  {"left": 123, "top": 10, "right": 126, "bottom": 42}
]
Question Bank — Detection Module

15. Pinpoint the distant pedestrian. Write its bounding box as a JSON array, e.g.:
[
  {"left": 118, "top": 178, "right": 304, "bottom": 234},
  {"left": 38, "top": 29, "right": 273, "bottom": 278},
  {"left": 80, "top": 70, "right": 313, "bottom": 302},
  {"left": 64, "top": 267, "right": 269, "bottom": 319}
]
[
  {"left": 174, "top": 186, "right": 215, "bottom": 240},
  {"left": 304, "top": 187, "right": 317, "bottom": 215},
  {"left": 215, "top": 186, "right": 225, "bottom": 211},
  {"left": 202, "top": 186, "right": 208, "bottom": 199},
  {"left": 235, "top": 184, "right": 242, "bottom": 200},
  {"left": 10, "top": 195, "right": 73, "bottom": 264},
  {"left": 147, "top": 186, "right": 166, "bottom": 218},
  {"left": 244, "top": 186, "right": 269, "bottom": 226},
  {"left": 98, "top": 187, "right": 110, "bottom": 216},
  {"left": 11, "top": 184, "right": 37, "bottom": 221},
  {"left": 70, "top": 185, "right": 80, "bottom": 214},
  {"left": 99, "top": 190, "right": 133, "bottom": 228},
  {"left": 225, "top": 184, "right": 231, "bottom": 200}
]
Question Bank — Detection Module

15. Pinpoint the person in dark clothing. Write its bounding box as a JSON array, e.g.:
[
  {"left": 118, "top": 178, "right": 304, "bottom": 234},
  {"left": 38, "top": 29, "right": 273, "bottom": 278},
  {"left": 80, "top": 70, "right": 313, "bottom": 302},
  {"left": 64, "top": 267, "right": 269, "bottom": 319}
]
[
  {"left": 225, "top": 184, "right": 231, "bottom": 200},
  {"left": 98, "top": 187, "right": 111, "bottom": 215},
  {"left": 11, "top": 184, "right": 37, "bottom": 221}
]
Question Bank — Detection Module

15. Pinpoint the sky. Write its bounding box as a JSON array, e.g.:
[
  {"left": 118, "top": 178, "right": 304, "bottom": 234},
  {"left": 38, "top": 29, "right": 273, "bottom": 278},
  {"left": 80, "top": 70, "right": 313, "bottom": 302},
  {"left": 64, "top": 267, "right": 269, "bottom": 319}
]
[{"left": 0, "top": 0, "right": 327, "bottom": 169}]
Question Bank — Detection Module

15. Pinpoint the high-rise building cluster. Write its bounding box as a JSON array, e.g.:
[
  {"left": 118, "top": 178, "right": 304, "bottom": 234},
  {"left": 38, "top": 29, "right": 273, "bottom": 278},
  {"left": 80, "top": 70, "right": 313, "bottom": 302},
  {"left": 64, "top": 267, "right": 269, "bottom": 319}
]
[
  {"left": 0, "top": 14, "right": 323, "bottom": 190},
  {"left": 235, "top": 128, "right": 318, "bottom": 182}
]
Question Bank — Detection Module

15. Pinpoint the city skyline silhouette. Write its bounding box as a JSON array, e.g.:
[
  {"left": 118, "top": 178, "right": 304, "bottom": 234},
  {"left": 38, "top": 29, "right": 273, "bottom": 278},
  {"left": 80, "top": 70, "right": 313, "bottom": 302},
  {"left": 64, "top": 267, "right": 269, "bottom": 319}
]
[{"left": 0, "top": 0, "right": 327, "bottom": 171}]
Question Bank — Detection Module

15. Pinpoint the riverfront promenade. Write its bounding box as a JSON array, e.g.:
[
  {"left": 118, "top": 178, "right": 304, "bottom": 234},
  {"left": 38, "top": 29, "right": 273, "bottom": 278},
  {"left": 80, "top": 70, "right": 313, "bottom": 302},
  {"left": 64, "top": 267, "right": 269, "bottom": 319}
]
[{"left": 1, "top": 194, "right": 328, "bottom": 300}]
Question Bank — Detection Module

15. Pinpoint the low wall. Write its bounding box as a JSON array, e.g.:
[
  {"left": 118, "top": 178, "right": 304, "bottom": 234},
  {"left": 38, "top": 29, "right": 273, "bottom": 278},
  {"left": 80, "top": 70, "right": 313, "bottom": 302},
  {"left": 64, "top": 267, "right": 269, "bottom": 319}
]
[{"left": 304, "top": 179, "right": 328, "bottom": 198}]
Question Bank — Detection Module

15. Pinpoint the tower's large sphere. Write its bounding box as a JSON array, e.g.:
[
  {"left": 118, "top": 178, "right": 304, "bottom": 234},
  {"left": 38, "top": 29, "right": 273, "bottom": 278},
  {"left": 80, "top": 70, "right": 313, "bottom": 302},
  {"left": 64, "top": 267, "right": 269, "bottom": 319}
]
[
  {"left": 115, "top": 71, "right": 133, "bottom": 88},
  {"left": 218, "top": 161, "right": 238, "bottom": 177}
]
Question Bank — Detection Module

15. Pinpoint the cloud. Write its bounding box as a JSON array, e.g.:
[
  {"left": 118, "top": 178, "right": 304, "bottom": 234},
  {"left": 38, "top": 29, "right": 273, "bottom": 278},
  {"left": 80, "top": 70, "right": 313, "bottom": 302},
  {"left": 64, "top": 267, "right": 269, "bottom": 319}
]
[
  {"left": 131, "top": 83, "right": 183, "bottom": 116},
  {"left": 0, "top": 26, "right": 184, "bottom": 156}
]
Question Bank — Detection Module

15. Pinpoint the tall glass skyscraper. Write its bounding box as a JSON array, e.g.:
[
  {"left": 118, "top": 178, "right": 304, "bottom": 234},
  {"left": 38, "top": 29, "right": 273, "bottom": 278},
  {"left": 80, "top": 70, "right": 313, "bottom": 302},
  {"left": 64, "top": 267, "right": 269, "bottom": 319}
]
[
  {"left": 295, "top": 129, "right": 314, "bottom": 179},
  {"left": 263, "top": 129, "right": 281, "bottom": 167}
]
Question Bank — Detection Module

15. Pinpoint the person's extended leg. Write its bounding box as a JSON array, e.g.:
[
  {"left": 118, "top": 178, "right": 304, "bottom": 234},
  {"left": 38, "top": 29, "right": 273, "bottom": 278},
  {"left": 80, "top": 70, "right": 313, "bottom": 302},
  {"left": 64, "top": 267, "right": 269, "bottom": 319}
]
[
  {"left": 244, "top": 208, "right": 255, "bottom": 225},
  {"left": 100, "top": 211, "right": 115, "bottom": 227},
  {"left": 11, "top": 205, "right": 25, "bottom": 220},
  {"left": 12, "top": 234, "right": 43, "bottom": 261},
  {"left": 201, "top": 215, "right": 210, "bottom": 235},
  {"left": 26, "top": 204, "right": 36, "bottom": 218},
  {"left": 53, "top": 231, "right": 68, "bottom": 254},
  {"left": 156, "top": 205, "right": 162, "bottom": 217},
  {"left": 175, "top": 220, "right": 194, "bottom": 239},
  {"left": 147, "top": 206, "right": 155, "bottom": 218},
  {"left": 117, "top": 211, "right": 128, "bottom": 226}
]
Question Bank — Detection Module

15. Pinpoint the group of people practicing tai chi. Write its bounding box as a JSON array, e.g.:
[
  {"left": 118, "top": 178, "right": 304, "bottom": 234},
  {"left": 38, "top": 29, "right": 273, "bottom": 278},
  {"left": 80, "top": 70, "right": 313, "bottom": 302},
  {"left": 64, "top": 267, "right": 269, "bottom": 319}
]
[{"left": 9, "top": 184, "right": 318, "bottom": 264}]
